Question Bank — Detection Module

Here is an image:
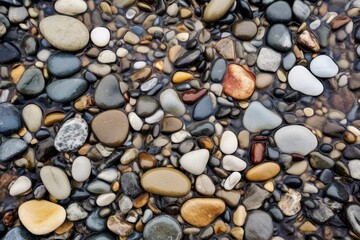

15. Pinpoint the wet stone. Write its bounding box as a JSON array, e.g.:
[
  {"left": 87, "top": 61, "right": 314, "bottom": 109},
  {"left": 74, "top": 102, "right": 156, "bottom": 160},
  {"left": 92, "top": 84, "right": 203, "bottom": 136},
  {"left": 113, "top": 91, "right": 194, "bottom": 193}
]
[
  {"left": 345, "top": 204, "right": 360, "bottom": 236},
  {"left": 266, "top": 24, "right": 292, "bottom": 53},
  {"left": 324, "top": 182, "right": 349, "bottom": 203},
  {"left": 0, "top": 42, "right": 21, "bottom": 64},
  {"left": 265, "top": 1, "right": 292, "bottom": 23},
  {"left": 47, "top": 52, "right": 81, "bottom": 78},
  {"left": 211, "top": 58, "right": 227, "bottom": 83},
  {"left": 40, "top": 166, "right": 71, "bottom": 200},
  {"left": 54, "top": 117, "right": 88, "bottom": 152},
  {"left": 0, "top": 103, "right": 22, "bottom": 135},
  {"left": 256, "top": 47, "right": 281, "bottom": 72},
  {"left": 16, "top": 67, "right": 45, "bottom": 96},
  {"left": 278, "top": 189, "right": 302, "bottom": 216},
  {"left": 242, "top": 184, "right": 270, "bottom": 210},
  {"left": 136, "top": 95, "right": 159, "bottom": 118},
  {"left": 174, "top": 49, "right": 201, "bottom": 68},
  {"left": 95, "top": 75, "right": 125, "bottom": 109},
  {"left": 2, "top": 227, "right": 35, "bottom": 240},
  {"left": 121, "top": 172, "right": 143, "bottom": 199},
  {"left": 0, "top": 139, "right": 27, "bottom": 163},
  {"left": 223, "top": 64, "right": 256, "bottom": 100},
  {"left": 203, "top": 0, "right": 235, "bottom": 23},
  {"left": 309, "top": 152, "right": 335, "bottom": 169},
  {"left": 46, "top": 78, "right": 88, "bottom": 103},
  {"left": 193, "top": 94, "right": 216, "bottom": 121},
  {"left": 86, "top": 208, "right": 107, "bottom": 232},
  {"left": 143, "top": 215, "right": 182, "bottom": 240},
  {"left": 293, "top": 0, "right": 310, "bottom": 22},
  {"left": 232, "top": 20, "right": 257, "bottom": 41}
]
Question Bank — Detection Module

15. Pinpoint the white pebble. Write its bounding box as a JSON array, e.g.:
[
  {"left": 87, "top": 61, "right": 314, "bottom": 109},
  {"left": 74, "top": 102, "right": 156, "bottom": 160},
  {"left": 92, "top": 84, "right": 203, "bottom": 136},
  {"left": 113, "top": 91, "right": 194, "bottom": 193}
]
[{"left": 91, "top": 27, "right": 110, "bottom": 47}]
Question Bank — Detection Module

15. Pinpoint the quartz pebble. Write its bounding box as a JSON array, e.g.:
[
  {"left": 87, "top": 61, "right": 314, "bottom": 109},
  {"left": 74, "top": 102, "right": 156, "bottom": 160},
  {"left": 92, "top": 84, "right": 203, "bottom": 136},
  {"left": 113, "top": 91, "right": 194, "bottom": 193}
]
[
  {"left": 222, "top": 155, "right": 247, "bottom": 171},
  {"left": 91, "top": 27, "right": 110, "bottom": 47},
  {"left": 288, "top": 65, "right": 324, "bottom": 96},
  {"left": 257, "top": 47, "right": 282, "bottom": 72},
  {"left": 54, "top": 117, "right": 88, "bottom": 152},
  {"left": 54, "top": 0, "right": 87, "bottom": 15},
  {"left": 179, "top": 149, "right": 209, "bottom": 175}
]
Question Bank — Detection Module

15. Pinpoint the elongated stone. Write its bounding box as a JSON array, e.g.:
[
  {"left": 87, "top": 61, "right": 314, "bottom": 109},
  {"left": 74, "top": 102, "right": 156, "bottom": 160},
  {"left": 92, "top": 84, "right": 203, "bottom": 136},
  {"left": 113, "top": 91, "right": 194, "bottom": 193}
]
[{"left": 245, "top": 162, "right": 281, "bottom": 182}]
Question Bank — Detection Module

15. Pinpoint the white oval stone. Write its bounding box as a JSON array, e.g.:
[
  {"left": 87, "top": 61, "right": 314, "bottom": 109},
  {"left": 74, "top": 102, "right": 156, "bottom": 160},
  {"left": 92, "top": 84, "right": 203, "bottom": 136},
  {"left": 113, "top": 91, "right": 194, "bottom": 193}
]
[
  {"left": 128, "top": 112, "right": 143, "bottom": 131},
  {"left": 116, "top": 48, "right": 128, "bottom": 57},
  {"left": 243, "top": 101, "right": 282, "bottom": 132},
  {"left": 96, "top": 193, "right": 116, "bottom": 206},
  {"left": 145, "top": 110, "right": 164, "bottom": 124},
  {"left": 310, "top": 55, "right": 339, "bottom": 78},
  {"left": 171, "top": 130, "right": 191, "bottom": 143},
  {"left": 179, "top": 149, "right": 210, "bottom": 175},
  {"left": 91, "top": 27, "right": 110, "bottom": 47},
  {"left": 160, "top": 89, "right": 186, "bottom": 116},
  {"left": 54, "top": 0, "right": 87, "bottom": 15},
  {"left": 71, "top": 156, "right": 91, "bottom": 182},
  {"left": 98, "top": 168, "right": 119, "bottom": 183},
  {"left": 274, "top": 125, "right": 318, "bottom": 156},
  {"left": 22, "top": 104, "right": 42, "bottom": 132},
  {"left": 224, "top": 172, "right": 241, "bottom": 190},
  {"left": 10, "top": 176, "right": 32, "bottom": 196},
  {"left": 98, "top": 50, "right": 116, "bottom": 63},
  {"left": 40, "top": 166, "right": 71, "bottom": 200},
  {"left": 54, "top": 117, "right": 88, "bottom": 152},
  {"left": 288, "top": 65, "right": 324, "bottom": 96},
  {"left": 220, "top": 130, "right": 238, "bottom": 154},
  {"left": 349, "top": 160, "right": 360, "bottom": 180},
  {"left": 195, "top": 174, "right": 216, "bottom": 196},
  {"left": 222, "top": 155, "right": 247, "bottom": 171},
  {"left": 133, "top": 61, "right": 147, "bottom": 69}
]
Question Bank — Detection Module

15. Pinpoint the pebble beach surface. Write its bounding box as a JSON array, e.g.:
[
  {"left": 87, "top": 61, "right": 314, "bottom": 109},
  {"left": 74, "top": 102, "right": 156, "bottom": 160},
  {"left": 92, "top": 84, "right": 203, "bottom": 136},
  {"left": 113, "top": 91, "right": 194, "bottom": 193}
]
[{"left": 0, "top": 0, "right": 360, "bottom": 239}]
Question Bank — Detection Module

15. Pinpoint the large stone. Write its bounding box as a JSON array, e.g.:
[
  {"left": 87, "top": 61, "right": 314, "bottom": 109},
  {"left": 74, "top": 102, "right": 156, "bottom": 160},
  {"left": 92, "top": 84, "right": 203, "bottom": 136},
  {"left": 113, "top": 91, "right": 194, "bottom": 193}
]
[
  {"left": 94, "top": 75, "right": 125, "bottom": 109},
  {"left": 0, "top": 103, "right": 22, "bottom": 135},
  {"left": 288, "top": 65, "right": 324, "bottom": 96},
  {"left": 143, "top": 215, "right": 182, "bottom": 240},
  {"left": 46, "top": 78, "right": 88, "bottom": 103},
  {"left": 179, "top": 149, "right": 209, "bottom": 175},
  {"left": 47, "top": 52, "right": 81, "bottom": 78},
  {"left": 244, "top": 210, "right": 273, "bottom": 240},
  {"left": 0, "top": 139, "right": 27, "bottom": 163},
  {"left": 223, "top": 64, "right": 255, "bottom": 100},
  {"left": 40, "top": 166, "right": 71, "bottom": 200},
  {"left": 39, "top": 15, "right": 89, "bottom": 51},
  {"left": 245, "top": 162, "right": 280, "bottom": 182},
  {"left": 54, "top": 117, "right": 88, "bottom": 152},
  {"left": 16, "top": 67, "right": 45, "bottom": 96},
  {"left": 203, "top": 0, "right": 235, "bottom": 23}
]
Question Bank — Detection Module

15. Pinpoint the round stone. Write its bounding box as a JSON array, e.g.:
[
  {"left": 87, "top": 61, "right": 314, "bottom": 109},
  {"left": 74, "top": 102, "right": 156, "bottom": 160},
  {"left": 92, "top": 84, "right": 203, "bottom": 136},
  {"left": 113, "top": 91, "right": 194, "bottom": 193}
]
[
  {"left": 0, "top": 139, "right": 27, "bottom": 163},
  {"left": 54, "top": 0, "right": 87, "bottom": 15},
  {"left": 140, "top": 167, "right": 191, "bottom": 197},
  {"left": 91, "top": 27, "right": 110, "bottom": 47},
  {"left": 47, "top": 52, "right": 81, "bottom": 78},
  {"left": 349, "top": 160, "right": 360, "bottom": 180},
  {"left": 223, "top": 64, "right": 256, "bottom": 100},
  {"left": 245, "top": 162, "right": 281, "bottom": 182},
  {"left": 72, "top": 156, "right": 92, "bottom": 182},
  {"left": 136, "top": 95, "right": 159, "bottom": 118},
  {"left": 39, "top": 15, "right": 89, "bottom": 51},
  {"left": 265, "top": 1, "right": 292, "bottom": 23},
  {"left": 159, "top": 89, "right": 186, "bottom": 116},
  {"left": 0, "top": 103, "right": 22, "bottom": 135},
  {"left": 222, "top": 155, "right": 247, "bottom": 172},
  {"left": 195, "top": 174, "right": 216, "bottom": 196},
  {"left": 22, "top": 104, "right": 42, "bottom": 132},
  {"left": 244, "top": 210, "right": 273, "bottom": 240},
  {"left": 232, "top": 20, "right": 257, "bottom": 41},
  {"left": 40, "top": 166, "right": 71, "bottom": 200},
  {"left": 94, "top": 75, "right": 125, "bottom": 109},
  {"left": 203, "top": 0, "right": 235, "bottom": 23},
  {"left": 256, "top": 47, "right": 282, "bottom": 72},
  {"left": 274, "top": 125, "right": 318, "bottom": 155},
  {"left": 310, "top": 55, "right": 339, "bottom": 78},
  {"left": 91, "top": 110, "right": 129, "bottom": 147},
  {"left": 220, "top": 130, "right": 238, "bottom": 154},
  {"left": 19, "top": 200, "right": 66, "bottom": 235},
  {"left": 288, "top": 65, "right": 324, "bottom": 96},
  {"left": 54, "top": 117, "right": 88, "bottom": 152},
  {"left": 180, "top": 198, "right": 225, "bottom": 227},
  {"left": 143, "top": 215, "right": 182, "bottom": 240},
  {"left": 179, "top": 149, "right": 210, "bottom": 175}
]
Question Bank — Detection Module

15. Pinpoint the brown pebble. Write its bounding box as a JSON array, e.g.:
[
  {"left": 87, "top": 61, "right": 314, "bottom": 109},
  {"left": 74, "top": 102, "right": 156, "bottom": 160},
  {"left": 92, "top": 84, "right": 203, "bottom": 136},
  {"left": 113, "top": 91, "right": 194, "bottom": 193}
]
[
  {"left": 250, "top": 142, "right": 266, "bottom": 164},
  {"left": 223, "top": 64, "right": 256, "bottom": 100},
  {"left": 330, "top": 15, "right": 350, "bottom": 30},
  {"left": 44, "top": 112, "right": 65, "bottom": 127},
  {"left": 129, "top": 67, "right": 152, "bottom": 82},
  {"left": 138, "top": 152, "right": 157, "bottom": 169},
  {"left": 182, "top": 88, "right": 208, "bottom": 105},
  {"left": 55, "top": 220, "right": 74, "bottom": 235},
  {"left": 133, "top": 193, "right": 149, "bottom": 209},
  {"left": 297, "top": 30, "right": 320, "bottom": 53}
]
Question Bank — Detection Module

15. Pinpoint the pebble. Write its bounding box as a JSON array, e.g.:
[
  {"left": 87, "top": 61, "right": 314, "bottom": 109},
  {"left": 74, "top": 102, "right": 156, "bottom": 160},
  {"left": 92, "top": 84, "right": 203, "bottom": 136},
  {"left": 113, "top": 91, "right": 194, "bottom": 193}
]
[
  {"left": 179, "top": 149, "right": 209, "bottom": 175},
  {"left": 180, "top": 198, "right": 225, "bottom": 227},
  {"left": 143, "top": 215, "right": 182, "bottom": 240},
  {"left": 8, "top": 6, "right": 28, "bottom": 23},
  {"left": 159, "top": 89, "right": 186, "bottom": 116},
  {"left": 210, "top": 58, "right": 227, "bottom": 83},
  {"left": 99, "top": 50, "right": 116, "bottom": 64},
  {"left": 297, "top": 30, "right": 320, "bottom": 53},
  {"left": 257, "top": 47, "right": 281, "bottom": 72},
  {"left": 223, "top": 64, "right": 256, "bottom": 100},
  {"left": 220, "top": 130, "right": 238, "bottom": 154},
  {"left": 310, "top": 55, "right": 339, "bottom": 78},
  {"left": 91, "top": 110, "right": 129, "bottom": 147},
  {"left": 245, "top": 162, "right": 281, "bottom": 181},
  {"left": 66, "top": 202, "right": 88, "bottom": 221},
  {"left": 324, "top": 182, "right": 349, "bottom": 203},
  {"left": 349, "top": 160, "right": 360, "bottom": 180},
  {"left": 46, "top": 78, "right": 88, "bottom": 103},
  {"left": 124, "top": 31, "right": 139, "bottom": 45},
  {"left": 274, "top": 125, "right": 318, "bottom": 155},
  {"left": 16, "top": 67, "right": 45, "bottom": 96},
  {"left": 91, "top": 27, "right": 110, "bottom": 47},
  {"left": 224, "top": 172, "right": 241, "bottom": 190},
  {"left": 265, "top": 1, "right": 292, "bottom": 23},
  {"left": 54, "top": 0, "right": 87, "bottom": 15},
  {"left": 231, "top": 20, "right": 258, "bottom": 41},
  {"left": 136, "top": 95, "right": 159, "bottom": 118},
  {"left": 107, "top": 214, "right": 133, "bottom": 237},
  {"left": 345, "top": 204, "right": 360, "bottom": 236},
  {"left": 140, "top": 167, "right": 191, "bottom": 197},
  {"left": 54, "top": 117, "right": 88, "bottom": 152},
  {"left": 94, "top": 75, "right": 125, "bottom": 109},
  {"left": 19, "top": 200, "right": 66, "bottom": 235},
  {"left": 278, "top": 189, "right": 302, "bottom": 216},
  {"left": 195, "top": 174, "right": 216, "bottom": 196},
  {"left": 293, "top": 0, "right": 310, "bottom": 22},
  {"left": 266, "top": 24, "right": 292, "bottom": 52},
  {"left": 40, "top": 166, "right": 71, "bottom": 200},
  {"left": 47, "top": 52, "right": 81, "bottom": 78},
  {"left": 288, "top": 65, "right": 324, "bottom": 96},
  {"left": 0, "top": 139, "right": 27, "bottom": 163},
  {"left": 203, "top": 0, "right": 235, "bottom": 23},
  {"left": 242, "top": 184, "right": 270, "bottom": 210},
  {"left": 86, "top": 208, "right": 107, "bottom": 231},
  {"left": 120, "top": 172, "right": 142, "bottom": 198},
  {"left": 222, "top": 155, "right": 247, "bottom": 171},
  {"left": 0, "top": 103, "right": 22, "bottom": 135},
  {"left": 97, "top": 193, "right": 116, "bottom": 206},
  {"left": 71, "top": 156, "right": 91, "bottom": 182},
  {"left": 160, "top": 116, "right": 183, "bottom": 133},
  {"left": 9, "top": 176, "right": 31, "bottom": 196},
  {"left": 0, "top": 42, "right": 21, "bottom": 64},
  {"left": 3, "top": 227, "right": 35, "bottom": 240},
  {"left": 39, "top": 15, "right": 89, "bottom": 51},
  {"left": 244, "top": 210, "right": 273, "bottom": 240},
  {"left": 243, "top": 101, "right": 282, "bottom": 132},
  {"left": 193, "top": 94, "right": 216, "bottom": 120}
]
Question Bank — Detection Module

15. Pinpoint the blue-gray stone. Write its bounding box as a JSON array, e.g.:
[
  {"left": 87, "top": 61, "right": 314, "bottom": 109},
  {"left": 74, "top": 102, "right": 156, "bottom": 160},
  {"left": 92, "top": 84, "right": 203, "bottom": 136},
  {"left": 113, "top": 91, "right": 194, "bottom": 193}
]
[
  {"left": 143, "top": 215, "right": 182, "bottom": 240},
  {"left": 244, "top": 210, "right": 273, "bottom": 240},
  {"left": 324, "top": 182, "right": 349, "bottom": 203},
  {"left": 94, "top": 75, "right": 125, "bottom": 109},
  {"left": 345, "top": 204, "right": 360, "bottom": 236},
  {"left": 265, "top": 1, "right": 292, "bottom": 24},
  {"left": 136, "top": 95, "right": 159, "bottom": 118},
  {"left": 283, "top": 52, "right": 296, "bottom": 71},
  {"left": 121, "top": 172, "right": 143, "bottom": 198},
  {"left": 266, "top": 24, "right": 292, "bottom": 53},
  {"left": 3, "top": 226, "right": 35, "bottom": 240},
  {"left": 193, "top": 95, "right": 216, "bottom": 121},
  {"left": 47, "top": 52, "right": 81, "bottom": 78},
  {"left": 85, "top": 232, "right": 117, "bottom": 240},
  {"left": 46, "top": 78, "right": 88, "bottom": 103},
  {"left": 0, "top": 138, "right": 27, "bottom": 163},
  {"left": 292, "top": 0, "right": 311, "bottom": 23},
  {"left": 16, "top": 67, "right": 45, "bottom": 96},
  {"left": 188, "top": 121, "right": 215, "bottom": 137},
  {"left": 211, "top": 58, "right": 227, "bottom": 82},
  {"left": 0, "top": 42, "right": 21, "bottom": 64},
  {"left": 0, "top": 103, "right": 22, "bottom": 135},
  {"left": 86, "top": 208, "right": 107, "bottom": 232}
]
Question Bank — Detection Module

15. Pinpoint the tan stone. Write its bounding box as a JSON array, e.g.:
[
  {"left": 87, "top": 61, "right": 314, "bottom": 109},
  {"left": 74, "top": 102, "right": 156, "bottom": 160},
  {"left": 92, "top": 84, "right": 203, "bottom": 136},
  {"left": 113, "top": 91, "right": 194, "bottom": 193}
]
[
  {"left": 180, "top": 198, "right": 225, "bottom": 227},
  {"left": 55, "top": 220, "right": 74, "bottom": 235},
  {"left": 231, "top": 227, "right": 244, "bottom": 240},
  {"left": 223, "top": 64, "right": 256, "bottom": 100},
  {"left": 107, "top": 214, "right": 133, "bottom": 237},
  {"left": 19, "top": 200, "right": 66, "bottom": 235},
  {"left": 245, "top": 162, "right": 280, "bottom": 182},
  {"left": 141, "top": 167, "right": 191, "bottom": 197},
  {"left": 233, "top": 205, "right": 246, "bottom": 226},
  {"left": 278, "top": 189, "right": 302, "bottom": 216},
  {"left": 11, "top": 64, "right": 25, "bottom": 84},
  {"left": 299, "top": 221, "right": 317, "bottom": 233},
  {"left": 160, "top": 116, "right": 183, "bottom": 133},
  {"left": 129, "top": 67, "right": 152, "bottom": 82},
  {"left": 44, "top": 112, "right": 65, "bottom": 127},
  {"left": 264, "top": 181, "right": 275, "bottom": 192}
]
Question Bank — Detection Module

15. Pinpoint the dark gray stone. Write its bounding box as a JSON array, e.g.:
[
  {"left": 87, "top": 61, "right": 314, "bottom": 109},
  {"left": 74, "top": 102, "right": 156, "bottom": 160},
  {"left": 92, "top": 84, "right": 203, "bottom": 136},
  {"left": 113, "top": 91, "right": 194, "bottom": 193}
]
[
  {"left": 0, "top": 138, "right": 27, "bottom": 163},
  {"left": 3, "top": 226, "right": 35, "bottom": 240},
  {"left": 266, "top": 24, "right": 292, "bottom": 53},
  {"left": 265, "top": 1, "right": 292, "bottom": 23},
  {"left": 16, "top": 67, "right": 45, "bottom": 96},
  {"left": 0, "top": 42, "right": 21, "bottom": 64},
  {"left": 324, "top": 182, "right": 349, "bottom": 203},
  {"left": 95, "top": 75, "right": 125, "bottom": 109},
  {"left": 308, "top": 201, "right": 334, "bottom": 223},
  {"left": 292, "top": 0, "right": 310, "bottom": 22},
  {"left": 121, "top": 172, "right": 143, "bottom": 198},
  {"left": 86, "top": 208, "right": 107, "bottom": 232},
  {"left": 0, "top": 103, "right": 22, "bottom": 135},
  {"left": 210, "top": 58, "right": 227, "bottom": 83},
  {"left": 46, "top": 78, "right": 88, "bottom": 103},
  {"left": 174, "top": 49, "right": 202, "bottom": 68},
  {"left": 47, "top": 52, "right": 81, "bottom": 78},
  {"left": 136, "top": 95, "right": 159, "bottom": 118},
  {"left": 345, "top": 204, "right": 360, "bottom": 236},
  {"left": 193, "top": 95, "right": 216, "bottom": 121}
]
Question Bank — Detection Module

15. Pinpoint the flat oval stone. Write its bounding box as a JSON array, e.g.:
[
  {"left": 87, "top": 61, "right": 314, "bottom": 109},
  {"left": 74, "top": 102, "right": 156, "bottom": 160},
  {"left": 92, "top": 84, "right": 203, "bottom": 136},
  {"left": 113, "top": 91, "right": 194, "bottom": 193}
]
[
  {"left": 288, "top": 65, "right": 324, "bottom": 96},
  {"left": 222, "top": 155, "right": 247, "bottom": 171},
  {"left": 223, "top": 64, "right": 256, "bottom": 100},
  {"left": 220, "top": 130, "right": 238, "bottom": 154},
  {"left": 310, "top": 55, "right": 339, "bottom": 78},
  {"left": 180, "top": 198, "right": 225, "bottom": 227},
  {"left": 19, "top": 200, "right": 66, "bottom": 235},
  {"left": 40, "top": 166, "right": 71, "bottom": 200},
  {"left": 91, "top": 110, "right": 129, "bottom": 147},
  {"left": 141, "top": 167, "right": 191, "bottom": 197},
  {"left": 232, "top": 20, "right": 257, "bottom": 41},
  {"left": 193, "top": 94, "right": 216, "bottom": 121},
  {"left": 244, "top": 210, "right": 273, "bottom": 240},
  {"left": 143, "top": 215, "right": 182, "bottom": 240},
  {"left": 94, "top": 75, "right": 125, "bottom": 109},
  {"left": 16, "top": 67, "right": 45, "bottom": 96},
  {"left": 245, "top": 162, "right": 281, "bottom": 182},
  {"left": 47, "top": 52, "right": 81, "bottom": 78},
  {"left": 39, "top": 15, "right": 89, "bottom": 51},
  {"left": 0, "top": 138, "right": 27, "bottom": 163},
  {"left": 46, "top": 78, "right": 88, "bottom": 103},
  {"left": 54, "top": 0, "right": 87, "bottom": 15},
  {"left": 136, "top": 95, "right": 159, "bottom": 118},
  {"left": 203, "top": 0, "right": 235, "bottom": 23},
  {"left": 54, "top": 117, "right": 88, "bottom": 152},
  {"left": 274, "top": 125, "right": 318, "bottom": 155},
  {"left": 87, "top": 180, "right": 111, "bottom": 194},
  {"left": 160, "top": 116, "right": 183, "bottom": 134},
  {"left": 0, "top": 42, "right": 21, "bottom": 64},
  {"left": 22, "top": 104, "right": 42, "bottom": 132},
  {"left": 0, "top": 103, "right": 22, "bottom": 135},
  {"left": 160, "top": 89, "right": 186, "bottom": 116},
  {"left": 195, "top": 174, "right": 216, "bottom": 196},
  {"left": 266, "top": 24, "right": 292, "bottom": 52},
  {"left": 243, "top": 101, "right": 282, "bottom": 132},
  {"left": 72, "top": 156, "right": 92, "bottom": 182},
  {"left": 265, "top": 1, "right": 292, "bottom": 23},
  {"left": 179, "top": 149, "right": 210, "bottom": 175},
  {"left": 256, "top": 47, "right": 282, "bottom": 72},
  {"left": 211, "top": 58, "right": 227, "bottom": 83}
]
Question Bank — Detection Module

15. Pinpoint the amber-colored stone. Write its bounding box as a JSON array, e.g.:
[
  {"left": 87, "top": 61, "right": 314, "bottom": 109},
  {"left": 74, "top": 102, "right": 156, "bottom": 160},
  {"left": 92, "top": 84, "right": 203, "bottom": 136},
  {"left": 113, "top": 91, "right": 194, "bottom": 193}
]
[
  {"left": 197, "top": 137, "right": 214, "bottom": 151},
  {"left": 297, "top": 30, "right": 320, "bottom": 53},
  {"left": 245, "top": 162, "right": 281, "bottom": 182},
  {"left": 330, "top": 15, "right": 350, "bottom": 30},
  {"left": 182, "top": 88, "right": 208, "bottom": 105},
  {"left": 44, "top": 112, "right": 65, "bottom": 126},
  {"left": 299, "top": 221, "right": 317, "bottom": 233},
  {"left": 11, "top": 64, "right": 25, "bottom": 84},
  {"left": 160, "top": 116, "right": 183, "bottom": 134},
  {"left": 133, "top": 193, "right": 149, "bottom": 208},
  {"left": 138, "top": 152, "right": 157, "bottom": 169},
  {"left": 172, "top": 71, "right": 193, "bottom": 83},
  {"left": 55, "top": 220, "right": 74, "bottom": 235},
  {"left": 3, "top": 211, "right": 15, "bottom": 227},
  {"left": 223, "top": 64, "right": 256, "bottom": 100},
  {"left": 250, "top": 142, "right": 266, "bottom": 164},
  {"left": 141, "top": 167, "right": 191, "bottom": 197},
  {"left": 180, "top": 198, "right": 226, "bottom": 227},
  {"left": 129, "top": 67, "right": 152, "bottom": 82},
  {"left": 214, "top": 220, "right": 229, "bottom": 234}
]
